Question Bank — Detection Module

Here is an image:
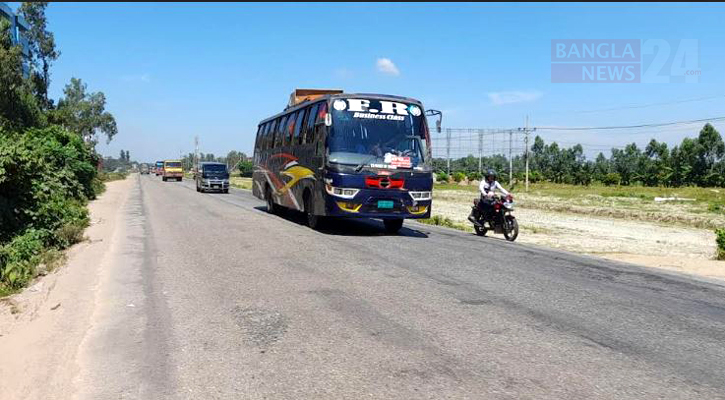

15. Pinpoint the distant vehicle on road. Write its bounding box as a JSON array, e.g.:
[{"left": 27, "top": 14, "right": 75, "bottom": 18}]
[
  {"left": 162, "top": 160, "right": 183, "bottom": 182},
  {"left": 253, "top": 89, "right": 433, "bottom": 233},
  {"left": 195, "top": 162, "right": 230, "bottom": 193},
  {"left": 140, "top": 164, "right": 150, "bottom": 174},
  {"left": 155, "top": 161, "right": 164, "bottom": 176}
]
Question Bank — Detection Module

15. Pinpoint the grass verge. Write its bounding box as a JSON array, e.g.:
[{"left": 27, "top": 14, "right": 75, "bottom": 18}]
[
  {"left": 230, "top": 177, "right": 253, "bottom": 190},
  {"left": 418, "top": 215, "right": 473, "bottom": 233}
]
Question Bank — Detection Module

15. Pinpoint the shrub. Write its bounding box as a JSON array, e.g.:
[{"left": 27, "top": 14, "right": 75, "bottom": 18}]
[
  {"left": 436, "top": 172, "right": 449, "bottom": 183},
  {"left": 468, "top": 172, "right": 482, "bottom": 182},
  {"left": 716, "top": 228, "right": 725, "bottom": 260},
  {"left": 0, "top": 230, "right": 44, "bottom": 289},
  {"left": 0, "top": 126, "right": 100, "bottom": 290},
  {"left": 237, "top": 160, "right": 253, "bottom": 177},
  {"left": 452, "top": 172, "right": 466, "bottom": 183},
  {"left": 602, "top": 172, "right": 622, "bottom": 186}
]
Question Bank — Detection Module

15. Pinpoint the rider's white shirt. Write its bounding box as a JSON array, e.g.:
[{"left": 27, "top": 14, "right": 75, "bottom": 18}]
[{"left": 479, "top": 179, "right": 509, "bottom": 196}]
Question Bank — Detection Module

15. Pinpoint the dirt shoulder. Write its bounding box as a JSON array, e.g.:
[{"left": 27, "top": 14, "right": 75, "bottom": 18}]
[
  {"left": 432, "top": 188, "right": 724, "bottom": 281},
  {"left": 0, "top": 177, "right": 132, "bottom": 400}
]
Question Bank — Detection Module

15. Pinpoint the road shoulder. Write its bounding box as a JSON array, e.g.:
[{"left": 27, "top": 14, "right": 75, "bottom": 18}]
[{"left": 0, "top": 177, "right": 133, "bottom": 399}]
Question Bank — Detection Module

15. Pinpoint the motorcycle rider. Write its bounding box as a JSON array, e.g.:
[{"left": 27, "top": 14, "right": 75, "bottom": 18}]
[
  {"left": 473, "top": 169, "right": 510, "bottom": 221},
  {"left": 479, "top": 169, "right": 509, "bottom": 200}
]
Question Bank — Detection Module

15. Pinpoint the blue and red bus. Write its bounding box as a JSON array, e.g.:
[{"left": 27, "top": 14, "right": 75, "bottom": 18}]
[{"left": 252, "top": 90, "right": 433, "bottom": 233}]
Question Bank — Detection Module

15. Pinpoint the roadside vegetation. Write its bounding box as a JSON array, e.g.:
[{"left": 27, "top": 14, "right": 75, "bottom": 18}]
[
  {"left": 435, "top": 123, "right": 725, "bottom": 189},
  {"left": 230, "top": 177, "right": 253, "bottom": 190},
  {"left": 0, "top": 3, "right": 117, "bottom": 295},
  {"left": 716, "top": 228, "right": 725, "bottom": 261}
]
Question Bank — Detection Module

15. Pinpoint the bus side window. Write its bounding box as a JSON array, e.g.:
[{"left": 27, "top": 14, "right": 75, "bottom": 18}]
[
  {"left": 286, "top": 112, "right": 297, "bottom": 146},
  {"left": 294, "top": 108, "right": 307, "bottom": 145},
  {"left": 268, "top": 119, "right": 278, "bottom": 150},
  {"left": 304, "top": 104, "right": 319, "bottom": 144},
  {"left": 265, "top": 122, "right": 273, "bottom": 150},
  {"left": 260, "top": 123, "right": 268, "bottom": 149},
  {"left": 275, "top": 116, "right": 287, "bottom": 148},
  {"left": 312, "top": 102, "right": 327, "bottom": 146},
  {"left": 255, "top": 125, "right": 262, "bottom": 151}
]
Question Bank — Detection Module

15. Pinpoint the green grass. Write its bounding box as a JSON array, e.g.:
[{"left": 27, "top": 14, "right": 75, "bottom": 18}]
[
  {"left": 230, "top": 177, "right": 253, "bottom": 190},
  {"left": 435, "top": 181, "right": 725, "bottom": 203},
  {"left": 418, "top": 215, "right": 473, "bottom": 232},
  {"left": 99, "top": 172, "right": 128, "bottom": 182}
]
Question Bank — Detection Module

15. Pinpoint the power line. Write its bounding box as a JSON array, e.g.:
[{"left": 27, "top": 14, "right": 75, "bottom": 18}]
[
  {"left": 548, "top": 94, "right": 725, "bottom": 115},
  {"left": 537, "top": 116, "right": 725, "bottom": 131}
]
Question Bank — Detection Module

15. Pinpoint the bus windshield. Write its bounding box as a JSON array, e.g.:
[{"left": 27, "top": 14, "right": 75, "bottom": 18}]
[
  {"left": 165, "top": 162, "right": 182, "bottom": 168},
  {"left": 328, "top": 98, "right": 427, "bottom": 168}
]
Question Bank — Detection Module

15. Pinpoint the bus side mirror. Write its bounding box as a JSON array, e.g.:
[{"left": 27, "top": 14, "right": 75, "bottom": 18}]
[
  {"left": 324, "top": 113, "right": 332, "bottom": 127},
  {"left": 436, "top": 120, "right": 441, "bottom": 133}
]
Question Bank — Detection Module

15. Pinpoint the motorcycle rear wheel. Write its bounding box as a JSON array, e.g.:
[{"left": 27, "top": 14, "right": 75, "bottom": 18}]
[{"left": 503, "top": 216, "right": 519, "bottom": 242}]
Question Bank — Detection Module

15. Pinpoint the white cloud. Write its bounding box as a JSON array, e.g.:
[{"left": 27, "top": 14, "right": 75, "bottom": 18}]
[
  {"left": 488, "top": 90, "right": 543, "bottom": 106},
  {"left": 121, "top": 73, "right": 151, "bottom": 83},
  {"left": 376, "top": 58, "right": 400, "bottom": 76}
]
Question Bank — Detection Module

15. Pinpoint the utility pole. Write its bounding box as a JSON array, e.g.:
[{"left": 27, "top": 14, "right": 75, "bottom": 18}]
[
  {"left": 446, "top": 128, "right": 451, "bottom": 176},
  {"left": 508, "top": 129, "right": 513, "bottom": 184},
  {"left": 478, "top": 129, "right": 483, "bottom": 174},
  {"left": 518, "top": 116, "right": 536, "bottom": 192},
  {"left": 194, "top": 135, "right": 199, "bottom": 173}
]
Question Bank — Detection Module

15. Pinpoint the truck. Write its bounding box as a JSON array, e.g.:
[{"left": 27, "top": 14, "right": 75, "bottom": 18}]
[{"left": 162, "top": 160, "right": 183, "bottom": 182}]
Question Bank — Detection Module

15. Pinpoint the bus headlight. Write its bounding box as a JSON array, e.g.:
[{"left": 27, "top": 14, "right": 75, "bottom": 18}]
[
  {"left": 325, "top": 185, "right": 359, "bottom": 199},
  {"left": 408, "top": 191, "right": 432, "bottom": 201}
]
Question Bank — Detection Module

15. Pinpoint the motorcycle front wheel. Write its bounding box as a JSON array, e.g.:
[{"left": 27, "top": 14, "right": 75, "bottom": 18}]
[
  {"left": 474, "top": 224, "right": 487, "bottom": 236},
  {"left": 503, "top": 216, "right": 519, "bottom": 242}
]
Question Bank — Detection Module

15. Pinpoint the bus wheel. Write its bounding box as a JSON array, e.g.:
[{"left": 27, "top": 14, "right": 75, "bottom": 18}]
[
  {"left": 384, "top": 218, "right": 403, "bottom": 234},
  {"left": 304, "top": 192, "right": 322, "bottom": 229},
  {"left": 265, "top": 186, "right": 276, "bottom": 214}
]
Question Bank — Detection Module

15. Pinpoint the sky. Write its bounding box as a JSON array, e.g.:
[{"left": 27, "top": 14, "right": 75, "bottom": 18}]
[{"left": 7, "top": 2, "right": 725, "bottom": 161}]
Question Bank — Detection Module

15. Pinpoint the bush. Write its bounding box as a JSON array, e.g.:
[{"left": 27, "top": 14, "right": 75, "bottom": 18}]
[
  {"left": 0, "top": 126, "right": 100, "bottom": 290},
  {"left": 452, "top": 172, "right": 466, "bottom": 183},
  {"left": 468, "top": 172, "right": 482, "bottom": 182},
  {"left": 237, "top": 160, "right": 253, "bottom": 177},
  {"left": 436, "top": 172, "right": 449, "bottom": 183},
  {"left": 602, "top": 172, "right": 622, "bottom": 186},
  {"left": 716, "top": 228, "right": 725, "bottom": 260},
  {"left": 0, "top": 230, "right": 44, "bottom": 289}
]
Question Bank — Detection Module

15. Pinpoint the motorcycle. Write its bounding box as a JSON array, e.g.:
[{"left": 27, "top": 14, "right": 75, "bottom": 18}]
[{"left": 468, "top": 193, "right": 519, "bottom": 242}]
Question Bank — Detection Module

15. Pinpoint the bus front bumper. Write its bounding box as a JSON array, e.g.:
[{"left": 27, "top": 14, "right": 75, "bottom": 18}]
[{"left": 324, "top": 190, "right": 431, "bottom": 219}]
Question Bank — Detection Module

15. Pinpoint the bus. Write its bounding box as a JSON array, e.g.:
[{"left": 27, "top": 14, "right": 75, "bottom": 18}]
[
  {"left": 252, "top": 89, "right": 433, "bottom": 233},
  {"left": 155, "top": 161, "right": 164, "bottom": 176}
]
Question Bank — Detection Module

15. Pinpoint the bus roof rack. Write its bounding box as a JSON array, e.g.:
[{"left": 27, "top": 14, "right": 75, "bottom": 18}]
[{"left": 288, "top": 88, "right": 343, "bottom": 108}]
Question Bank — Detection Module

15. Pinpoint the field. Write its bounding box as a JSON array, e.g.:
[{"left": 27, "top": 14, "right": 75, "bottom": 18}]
[
  {"left": 230, "top": 176, "right": 253, "bottom": 190},
  {"left": 430, "top": 181, "right": 725, "bottom": 279}
]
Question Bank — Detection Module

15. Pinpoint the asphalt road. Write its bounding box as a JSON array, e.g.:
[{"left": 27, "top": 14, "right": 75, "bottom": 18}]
[{"left": 80, "top": 174, "right": 725, "bottom": 399}]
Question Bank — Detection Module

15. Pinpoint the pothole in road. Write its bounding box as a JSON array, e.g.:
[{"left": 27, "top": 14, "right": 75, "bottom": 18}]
[{"left": 232, "top": 306, "right": 288, "bottom": 347}]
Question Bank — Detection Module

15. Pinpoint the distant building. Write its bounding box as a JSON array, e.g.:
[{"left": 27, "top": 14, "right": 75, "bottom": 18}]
[{"left": 0, "top": 2, "right": 30, "bottom": 76}]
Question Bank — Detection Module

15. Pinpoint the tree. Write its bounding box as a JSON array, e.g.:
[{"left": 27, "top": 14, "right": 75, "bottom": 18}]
[
  {"left": 19, "top": 2, "right": 59, "bottom": 109},
  {"left": 237, "top": 160, "right": 253, "bottom": 177},
  {"left": 52, "top": 78, "right": 117, "bottom": 144},
  {"left": 611, "top": 143, "right": 641, "bottom": 185},
  {"left": 0, "top": 19, "right": 41, "bottom": 131},
  {"left": 119, "top": 149, "right": 126, "bottom": 162},
  {"left": 125, "top": 150, "right": 130, "bottom": 162},
  {"left": 697, "top": 123, "right": 724, "bottom": 182}
]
